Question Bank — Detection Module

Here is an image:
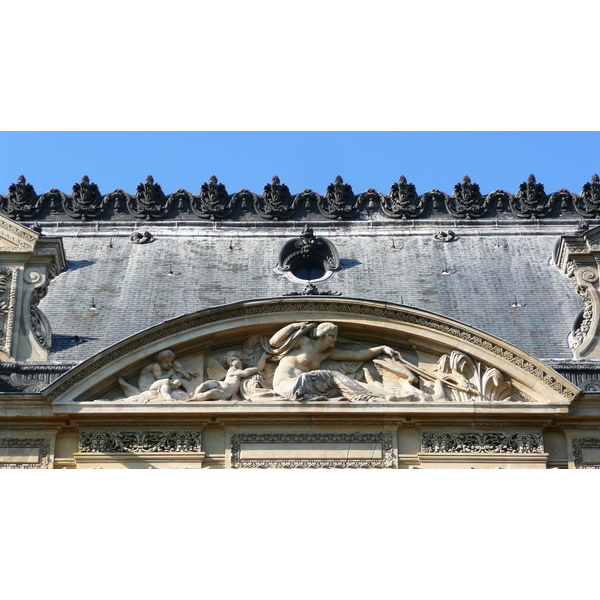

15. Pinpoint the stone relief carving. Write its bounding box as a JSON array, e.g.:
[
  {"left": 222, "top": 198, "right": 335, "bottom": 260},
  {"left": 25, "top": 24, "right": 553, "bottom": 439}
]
[
  {"left": 79, "top": 430, "right": 202, "bottom": 453},
  {"left": 421, "top": 432, "right": 543, "bottom": 454},
  {"left": 116, "top": 349, "right": 198, "bottom": 402},
  {"left": 106, "top": 322, "right": 522, "bottom": 405}
]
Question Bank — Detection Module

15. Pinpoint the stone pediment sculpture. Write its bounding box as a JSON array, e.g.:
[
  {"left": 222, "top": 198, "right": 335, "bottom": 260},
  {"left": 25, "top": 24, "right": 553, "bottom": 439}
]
[{"left": 107, "top": 321, "right": 524, "bottom": 405}]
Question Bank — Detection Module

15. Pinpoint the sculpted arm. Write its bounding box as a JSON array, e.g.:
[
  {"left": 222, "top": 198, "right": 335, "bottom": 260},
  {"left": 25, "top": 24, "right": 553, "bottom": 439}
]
[
  {"left": 328, "top": 345, "right": 401, "bottom": 362},
  {"left": 269, "top": 322, "right": 313, "bottom": 348}
]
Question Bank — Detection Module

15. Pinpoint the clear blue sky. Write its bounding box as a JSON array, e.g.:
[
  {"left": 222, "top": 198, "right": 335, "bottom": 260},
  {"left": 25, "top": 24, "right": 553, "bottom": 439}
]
[{"left": 1, "top": 132, "right": 599, "bottom": 198}]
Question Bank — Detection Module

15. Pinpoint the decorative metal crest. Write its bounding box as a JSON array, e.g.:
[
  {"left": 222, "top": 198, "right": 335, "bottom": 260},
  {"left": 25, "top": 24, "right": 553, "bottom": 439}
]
[
  {"left": 127, "top": 176, "right": 172, "bottom": 220},
  {"left": 421, "top": 188, "right": 448, "bottom": 213},
  {"left": 191, "top": 175, "right": 235, "bottom": 220},
  {"left": 1, "top": 176, "right": 42, "bottom": 219},
  {"left": 317, "top": 176, "right": 361, "bottom": 219},
  {"left": 446, "top": 176, "right": 489, "bottom": 219},
  {"left": 574, "top": 174, "right": 600, "bottom": 217},
  {"left": 63, "top": 176, "right": 107, "bottom": 220},
  {"left": 380, "top": 176, "right": 424, "bottom": 219},
  {"left": 255, "top": 176, "right": 299, "bottom": 220},
  {"left": 510, "top": 174, "right": 554, "bottom": 218}
]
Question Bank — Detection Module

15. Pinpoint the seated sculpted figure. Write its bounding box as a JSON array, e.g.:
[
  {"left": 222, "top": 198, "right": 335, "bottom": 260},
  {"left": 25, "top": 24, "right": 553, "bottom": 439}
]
[
  {"left": 118, "top": 348, "right": 198, "bottom": 401},
  {"left": 268, "top": 321, "right": 402, "bottom": 402},
  {"left": 191, "top": 351, "right": 267, "bottom": 401}
]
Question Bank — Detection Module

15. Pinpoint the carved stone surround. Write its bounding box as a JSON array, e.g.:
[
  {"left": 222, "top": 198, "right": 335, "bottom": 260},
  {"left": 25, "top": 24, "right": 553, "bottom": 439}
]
[
  {"left": 230, "top": 432, "right": 395, "bottom": 469},
  {"left": 571, "top": 438, "right": 600, "bottom": 468},
  {"left": 0, "top": 437, "right": 52, "bottom": 469}
]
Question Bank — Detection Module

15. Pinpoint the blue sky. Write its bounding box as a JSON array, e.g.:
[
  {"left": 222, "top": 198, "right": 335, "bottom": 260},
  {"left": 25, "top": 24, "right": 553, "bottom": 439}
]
[{"left": 1, "top": 132, "right": 600, "bottom": 198}]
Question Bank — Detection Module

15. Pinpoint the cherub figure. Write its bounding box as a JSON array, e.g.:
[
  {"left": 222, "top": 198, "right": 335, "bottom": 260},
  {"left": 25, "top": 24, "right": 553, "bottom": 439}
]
[
  {"left": 190, "top": 351, "right": 267, "bottom": 401},
  {"left": 118, "top": 348, "right": 199, "bottom": 401},
  {"left": 137, "top": 349, "right": 198, "bottom": 394}
]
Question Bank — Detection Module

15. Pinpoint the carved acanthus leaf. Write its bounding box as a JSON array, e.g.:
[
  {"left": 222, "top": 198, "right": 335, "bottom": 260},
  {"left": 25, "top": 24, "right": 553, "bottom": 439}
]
[{"left": 191, "top": 176, "right": 236, "bottom": 220}]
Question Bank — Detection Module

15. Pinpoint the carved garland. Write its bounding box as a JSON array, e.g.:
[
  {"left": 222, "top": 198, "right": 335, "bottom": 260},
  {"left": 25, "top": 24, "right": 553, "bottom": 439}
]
[
  {"left": 0, "top": 438, "right": 51, "bottom": 469},
  {"left": 47, "top": 301, "right": 575, "bottom": 402},
  {"left": 230, "top": 432, "right": 394, "bottom": 469},
  {"left": 79, "top": 430, "right": 203, "bottom": 453},
  {"left": 421, "top": 432, "right": 544, "bottom": 454}
]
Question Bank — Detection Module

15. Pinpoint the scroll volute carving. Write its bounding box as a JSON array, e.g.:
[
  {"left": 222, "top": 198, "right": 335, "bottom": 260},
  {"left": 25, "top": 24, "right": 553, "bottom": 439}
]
[{"left": 555, "top": 225, "right": 600, "bottom": 358}]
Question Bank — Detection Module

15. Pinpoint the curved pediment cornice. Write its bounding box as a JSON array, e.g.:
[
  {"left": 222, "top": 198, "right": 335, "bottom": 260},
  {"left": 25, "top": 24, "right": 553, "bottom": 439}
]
[{"left": 45, "top": 297, "right": 579, "bottom": 407}]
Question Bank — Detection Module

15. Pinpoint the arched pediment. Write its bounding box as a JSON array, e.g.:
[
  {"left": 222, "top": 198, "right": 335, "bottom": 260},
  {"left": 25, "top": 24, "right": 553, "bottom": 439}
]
[{"left": 46, "top": 297, "right": 578, "bottom": 411}]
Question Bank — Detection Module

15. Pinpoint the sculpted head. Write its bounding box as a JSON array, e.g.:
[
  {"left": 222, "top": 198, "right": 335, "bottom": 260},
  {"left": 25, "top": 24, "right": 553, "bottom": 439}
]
[
  {"left": 314, "top": 322, "right": 338, "bottom": 348},
  {"left": 155, "top": 349, "right": 175, "bottom": 369},
  {"left": 224, "top": 350, "right": 245, "bottom": 368}
]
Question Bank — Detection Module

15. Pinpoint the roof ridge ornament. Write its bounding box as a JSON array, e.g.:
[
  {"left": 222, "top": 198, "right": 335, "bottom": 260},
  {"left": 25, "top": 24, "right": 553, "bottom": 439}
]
[
  {"left": 447, "top": 175, "right": 490, "bottom": 219},
  {"left": 318, "top": 175, "right": 361, "bottom": 220},
  {"left": 254, "top": 175, "right": 299, "bottom": 220}
]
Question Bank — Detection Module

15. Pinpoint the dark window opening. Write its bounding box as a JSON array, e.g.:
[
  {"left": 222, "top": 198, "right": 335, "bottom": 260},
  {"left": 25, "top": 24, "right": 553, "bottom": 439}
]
[{"left": 292, "top": 264, "right": 325, "bottom": 281}]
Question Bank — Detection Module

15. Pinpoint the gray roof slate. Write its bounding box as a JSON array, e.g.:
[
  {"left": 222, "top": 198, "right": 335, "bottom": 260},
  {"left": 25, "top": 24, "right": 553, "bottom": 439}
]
[{"left": 39, "top": 221, "right": 581, "bottom": 363}]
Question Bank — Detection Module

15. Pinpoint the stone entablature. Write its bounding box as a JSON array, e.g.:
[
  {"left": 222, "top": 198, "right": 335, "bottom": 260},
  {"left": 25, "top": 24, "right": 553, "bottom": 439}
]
[
  {"left": 3, "top": 173, "right": 600, "bottom": 222},
  {"left": 0, "top": 215, "right": 66, "bottom": 361}
]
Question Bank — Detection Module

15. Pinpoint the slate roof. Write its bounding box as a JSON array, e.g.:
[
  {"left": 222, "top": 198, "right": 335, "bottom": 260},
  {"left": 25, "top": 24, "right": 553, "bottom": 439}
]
[{"left": 39, "top": 219, "right": 582, "bottom": 364}]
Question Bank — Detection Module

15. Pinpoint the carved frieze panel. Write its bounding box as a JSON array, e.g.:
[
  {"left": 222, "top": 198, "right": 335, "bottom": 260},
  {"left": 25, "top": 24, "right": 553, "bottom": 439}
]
[
  {"left": 230, "top": 432, "right": 394, "bottom": 468},
  {"left": 421, "top": 432, "right": 543, "bottom": 454},
  {"left": 0, "top": 437, "right": 52, "bottom": 469},
  {"left": 79, "top": 430, "right": 203, "bottom": 453},
  {"left": 572, "top": 438, "right": 600, "bottom": 468}
]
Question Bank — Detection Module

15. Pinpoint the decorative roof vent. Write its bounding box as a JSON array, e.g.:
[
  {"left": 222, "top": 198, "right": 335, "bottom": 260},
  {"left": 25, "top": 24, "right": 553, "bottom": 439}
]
[{"left": 275, "top": 225, "right": 340, "bottom": 282}]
